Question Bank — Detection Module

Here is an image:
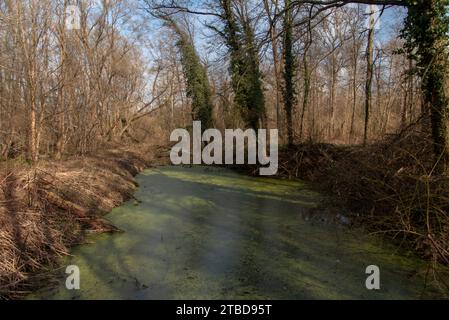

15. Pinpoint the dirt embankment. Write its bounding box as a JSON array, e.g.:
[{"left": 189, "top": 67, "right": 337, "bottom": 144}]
[{"left": 0, "top": 143, "right": 170, "bottom": 299}]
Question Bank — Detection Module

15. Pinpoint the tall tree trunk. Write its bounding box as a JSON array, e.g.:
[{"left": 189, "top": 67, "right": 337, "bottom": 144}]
[
  {"left": 350, "top": 56, "right": 358, "bottom": 142},
  {"left": 221, "top": 0, "right": 265, "bottom": 130},
  {"left": 300, "top": 21, "right": 312, "bottom": 141},
  {"left": 363, "top": 7, "right": 375, "bottom": 146},
  {"left": 330, "top": 53, "right": 337, "bottom": 139},
  {"left": 349, "top": 31, "right": 359, "bottom": 143},
  {"left": 283, "top": 0, "right": 295, "bottom": 146},
  {"left": 403, "top": 0, "right": 449, "bottom": 172},
  {"left": 263, "top": 0, "right": 282, "bottom": 135}
]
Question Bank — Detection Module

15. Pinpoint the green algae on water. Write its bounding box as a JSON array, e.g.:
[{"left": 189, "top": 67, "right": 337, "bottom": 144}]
[{"left": 29, "top": 166, "right": 449, "bottom": 300}]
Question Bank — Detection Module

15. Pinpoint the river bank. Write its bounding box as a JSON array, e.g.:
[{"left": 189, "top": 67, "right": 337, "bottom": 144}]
[
  {"left": 2, "top": 128, "right": 449, "bottom": 299},
  {"left": 0, "top": 143, "right": 170, "bottom": 299},
  {"left": 242, "top": 127, "right": 449, "bottom": 273},
  {"left": 30, "top": 166, "right": 449, "bottom": 300}
]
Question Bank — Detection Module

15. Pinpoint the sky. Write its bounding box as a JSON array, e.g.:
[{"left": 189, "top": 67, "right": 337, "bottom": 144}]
[{"left": 84, "top": 0, "right": 408, "bottom": 94}]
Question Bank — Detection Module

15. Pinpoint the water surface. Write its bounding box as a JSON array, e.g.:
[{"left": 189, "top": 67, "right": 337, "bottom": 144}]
[{"left": 32, "top": 166, "right": 448, "bottom": 299}]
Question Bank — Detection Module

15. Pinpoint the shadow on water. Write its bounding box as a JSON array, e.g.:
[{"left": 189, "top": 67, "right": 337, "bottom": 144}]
[{"left": 30, "top": 166, "right": 449, "bottom": 300}]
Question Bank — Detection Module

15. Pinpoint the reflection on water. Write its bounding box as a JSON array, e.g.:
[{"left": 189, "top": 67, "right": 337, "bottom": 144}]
[{"left": 31, "top": 166, "right": 449, "bottom": 299}]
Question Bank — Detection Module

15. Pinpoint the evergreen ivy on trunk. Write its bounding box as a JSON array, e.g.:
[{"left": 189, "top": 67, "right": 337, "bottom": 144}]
[
  {"left": 220, "top": 0, "right": 265, "bottom": 129},
  {"left": 401, "top": 0, "right": 449, "bottom": 172},
  {"left": 283, "top": 0, "right": 295, "bottom": 146},
  {"left": 160, "top": 15, "right": 214, "bottom": 128}
]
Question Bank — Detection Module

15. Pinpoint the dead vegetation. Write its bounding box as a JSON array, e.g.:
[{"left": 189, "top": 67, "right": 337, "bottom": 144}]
[
  {"left": 274, "top": 124, "right": 449, "bottom": 269},
  {"left": 0, "top": 143, "right": 169, "bottom": 299}
]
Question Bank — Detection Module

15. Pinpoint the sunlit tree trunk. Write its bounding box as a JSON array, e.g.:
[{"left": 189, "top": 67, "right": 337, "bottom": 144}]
[{"left": 263, "top": 0, "right": 283, "bottom": 135}]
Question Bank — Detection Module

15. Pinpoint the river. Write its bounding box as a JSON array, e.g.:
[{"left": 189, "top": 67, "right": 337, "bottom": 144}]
[{"left": 30, "top": 166, "right": 449, "bottom": 299}]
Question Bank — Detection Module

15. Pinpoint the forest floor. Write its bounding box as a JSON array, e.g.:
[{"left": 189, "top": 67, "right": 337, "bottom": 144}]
[{"left": 0, "top": 142, "right": 170, "bottom": 299}]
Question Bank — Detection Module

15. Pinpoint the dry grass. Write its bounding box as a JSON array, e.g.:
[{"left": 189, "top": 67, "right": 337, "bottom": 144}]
[
  {"left": 275, "top": 124, "right": 449, "bottom": 269},
  {"left": 2, "top": 128, "right": 448, "bottom": 298},
  {"left": 0, "top": 143, "right": 170, "bottom": 299}
]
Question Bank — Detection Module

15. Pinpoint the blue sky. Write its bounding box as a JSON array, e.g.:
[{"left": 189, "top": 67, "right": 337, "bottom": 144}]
[{"left": 109, "top": 1, "right": 409, "bottom": 80}]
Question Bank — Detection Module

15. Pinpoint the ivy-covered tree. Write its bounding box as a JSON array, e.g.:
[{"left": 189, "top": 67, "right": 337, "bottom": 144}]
[
  {"left": 292, "top": 0, "right": 448, "bottom": 169},
  {"left": 283, "top": 0, "right": 296, "bottom": 146},
  {"left": 401, "top": 0, "right": 449, "bottom": 172},
  {"left": 220, "top": 0, "right": 265, "bottom": 129},
  {"left": 241, "top": 9, "right": 266, "bottom": 130},
  {"left": 158, "top": 15, "right": 214, "bottom": 128}
]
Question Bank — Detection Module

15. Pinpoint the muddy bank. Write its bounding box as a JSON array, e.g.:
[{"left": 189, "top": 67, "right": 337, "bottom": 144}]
[{"left": 0, "top": 143, "right": 170, "bottom": 299}]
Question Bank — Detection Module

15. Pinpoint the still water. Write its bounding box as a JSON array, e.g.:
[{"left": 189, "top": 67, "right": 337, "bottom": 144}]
[{"left": 31, "top": 166, "right": 448, "bottom": 299}]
